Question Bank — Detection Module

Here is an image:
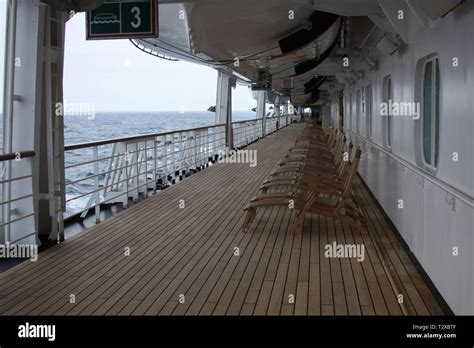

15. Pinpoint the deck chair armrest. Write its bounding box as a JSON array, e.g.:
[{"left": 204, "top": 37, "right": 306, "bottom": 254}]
[{"left": 299, "top": 183, "right": 343, "bottom": 196}]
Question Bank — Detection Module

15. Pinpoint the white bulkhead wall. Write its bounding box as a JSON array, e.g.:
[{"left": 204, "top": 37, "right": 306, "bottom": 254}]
[{"left": 326, "top": 2, "right": 474, "bottom": 314}]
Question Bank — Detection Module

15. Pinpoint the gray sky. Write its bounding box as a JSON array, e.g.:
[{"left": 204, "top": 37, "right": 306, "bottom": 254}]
[{"left": 64, "top": 13, "right": 256, "bottom": 112}]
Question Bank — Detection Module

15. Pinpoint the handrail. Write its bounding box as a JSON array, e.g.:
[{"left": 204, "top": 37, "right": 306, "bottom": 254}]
[
  {"left": 348, "top": 130, "right": 474, "bottom": 208},
  {"left": 231, "top": 117, "right": 264, "bottom": 125},
  {"left": 232, "top": 115, "right": 288, "bottom": 124},
  {"left": 65, "top": 123, "right": 225, "bottom": 151},
  {"left": 0, "top": 150, "right": 35, "bottom": 162},
  {"left": 0, "top": 117, "right": 287, "bottom": 161}
]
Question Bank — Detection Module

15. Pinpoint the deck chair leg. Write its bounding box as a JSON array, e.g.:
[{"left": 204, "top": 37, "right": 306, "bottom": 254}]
[
  {"left": 289, "top": 210, "right": 305, "bottom": 234},
  {"left": 340, "top": 214, "right": 368, "bottom": 235},
  {"left": 349, "top": 220, "right": 368, "bottom": 235},
  {"left": 242, "top": 207, "right": 256, "bottom": 232},
  {"left": 289, "top": 192, "right": 316, "bottom": 234}
]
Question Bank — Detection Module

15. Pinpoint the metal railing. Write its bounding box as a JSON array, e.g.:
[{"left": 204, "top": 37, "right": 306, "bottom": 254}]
[
  {"left": 0, "top": 150, "right": 36, "bottom": 243},
  {"left": 63, "top": 116, "right": 291, "bottom": 222},
  {"left": 232, "top": 118, "right": 263, "bottom": 148},
  {"left": 0, "top": 150, "right": 35, "bottom": 162},
  {"left": 64, "top": 124, "right": 226, "bottom": 220}
]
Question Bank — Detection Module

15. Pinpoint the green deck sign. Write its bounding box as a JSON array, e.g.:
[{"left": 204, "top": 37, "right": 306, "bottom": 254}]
[{"left": 86, "top": 0, "right": 158, "bottom": 40}]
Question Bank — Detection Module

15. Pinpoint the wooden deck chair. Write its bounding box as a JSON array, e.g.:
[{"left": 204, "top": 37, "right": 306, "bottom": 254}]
[
  {"left": 242, "top": 148, "right": 361, "bottom": 232},
  {"left": 275, "top": 132, "right": 344, "bottom": 174},
  {"left": 269, "top": 135, "right": 349, "bottom": 183},
  {"left": 242, "top": 148, "right": 365, "bottom": 234},
  {"left": 288, "top": 147, "right": 366, "bottom": 234},
  {"left": 280, "top": 133, "right": 346, "bottom": 165},
  {"left": 260, "top": 143, "right": 353, "bottom": 193},
  {"left": 241, "top": 191, "right": 297, "bottom": 232},
  {"left": 302, "top": 141, "right": 353, "bottom": 177},
  {"left": 291, "top": 126, "right": 335, "bottom": 150}
]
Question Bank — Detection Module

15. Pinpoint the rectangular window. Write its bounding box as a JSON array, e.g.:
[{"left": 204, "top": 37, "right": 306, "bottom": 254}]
[
  {"left": 366, "top": 84, "right": 372, "bottom": 139},
  {"left": 361, "top": 86, "right": 365, "bottom": 114},
  {"left": 348, "top": 93, "right": 352, "bottom": 131},
  {"left": 382, "top": 75, "right": 393, "bottom": 149},
  {"left": 423, "top": 61, "right": 433, "bottom": 164},
  {"left": 356, "top": 90, "right": 360, "bottom": 133},
  {"left": 387, "top": 77, "right": 393, "bottom": 148},
  {"left": 422, "top": 58, "right": 440, "bottom": 169}
]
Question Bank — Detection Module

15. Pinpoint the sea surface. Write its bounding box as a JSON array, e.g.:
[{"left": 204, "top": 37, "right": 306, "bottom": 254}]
[
  {"left": 1, "top": 111, "right": 256, "bottom": 214},
  {"left": 63, "top": 111, "right": 255, "bottom": 213},
  {"left": 64, "top": 111, "right": 253, "bottom": 145}
]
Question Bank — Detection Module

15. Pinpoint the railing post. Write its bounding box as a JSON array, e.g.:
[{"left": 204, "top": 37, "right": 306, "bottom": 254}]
[
  {"left": 143, "top": 142, "right": 148, "bottom": 198},
  {"left": 152, "top": 139, "right": 157, "bottom": 194},
  {"left": 256, "top": 91, "right": 266, "bottom": 137},
  {"left": 226, "top": 82, "right": 234, "bottom": 149},
  {"left": 205, "top": 130, "right": 210, "bottom": 165},
  {"left": 122, "top": 143, "right": 129, "bottom": 209},
  {"left": 168, "top": 135, "right": 172, "bottom": 179},
  {"left": 134, "top": 143, "right": 139, "bottom": 202},
  {"left": 274, "top": 104, "right": 281, "bottom": 130},
  {"left": 103, "top": 142, "right": 116, "bottom": 200},
  {"left": 189, "top": 131, "right": 195, "bottom": 169},
  {"left": 92, "top": 146, "right": 100, "bottom": 223}
]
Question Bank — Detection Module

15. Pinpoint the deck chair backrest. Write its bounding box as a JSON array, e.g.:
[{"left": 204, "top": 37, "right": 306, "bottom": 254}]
[
  {"left": 336, "top": 142, "right": 353, "bottom": 176},
  {"left": 335, "top": 147, "right": 361, "bottom": 212},
  {"left": 342, "top": 147, "right": 361, "bottom": 193},
  {"left": 321, "top": 134, "right": 345, "bottom": 167},
  {"left": 307, "top": 129, "right": 341, "bottom": 156},
  {"left": 332, "top": 135, "right": 346, "bottom": 162},
  {"left": 324, "top": 128, "right": 337, "bottom": 147},
  {"left": 330, "top": 129, "right": 340, "bottom": 148},
  {"left": 347, "top": 142, "right": 354, "bottom": 160}
]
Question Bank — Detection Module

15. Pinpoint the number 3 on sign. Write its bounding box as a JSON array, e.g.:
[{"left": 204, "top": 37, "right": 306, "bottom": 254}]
[{"left": 131, "top": 6, "right": 141, "bottom": 29}]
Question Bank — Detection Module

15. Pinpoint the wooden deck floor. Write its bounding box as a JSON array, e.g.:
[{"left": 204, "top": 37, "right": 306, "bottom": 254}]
[{"left": 0, "top": 124, "right": 444, "bottom": 315}]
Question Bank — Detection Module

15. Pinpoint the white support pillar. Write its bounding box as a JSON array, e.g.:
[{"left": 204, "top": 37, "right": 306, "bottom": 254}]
[
  {"left": 215, "top": 71, "right": 229, "bottom": 125},
  {"left": 39, "top": 6, "right": 67, "bottom": 243},
  {"left": 274, "top": 104, "right": 281, "bottom": 117},
  {"left": 1, "top": 1, "right": 67, "bottom": 245},
  {"left": 256, "top": 91, "right": 266, "bottom": 137},
  {"left": 225, "top": 80, "right": 234, "bottom": 148},
  {"left": 283, "top": 103, "right": 289, "bottom": 125},
  {"left": 274, "top": 102, "right": 281, "bottom": 128},
  {"left": 2, "top": 0, "right": 43, "bottom": 245},
  {"left": 215, "top": 71, "right": 235, "bottom": 149}
]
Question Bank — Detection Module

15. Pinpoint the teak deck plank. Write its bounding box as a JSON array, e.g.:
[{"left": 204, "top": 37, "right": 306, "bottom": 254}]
[{"left": 0, "top": 124, "right": 445, "bottom": 316}]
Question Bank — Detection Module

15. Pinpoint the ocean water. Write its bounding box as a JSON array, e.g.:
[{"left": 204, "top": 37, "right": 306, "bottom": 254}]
[
  {"left": 2, "top": 111, "right": 256, "bottom": 214},
  {"left": 63, "top": 111, "right": 255, "bottom": 213},
  {"left": 0, "top": 111, "right": 254, "bottom": 150},
  {"left": 64, "top": 111, "right": 253, "bottom": 145}
]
